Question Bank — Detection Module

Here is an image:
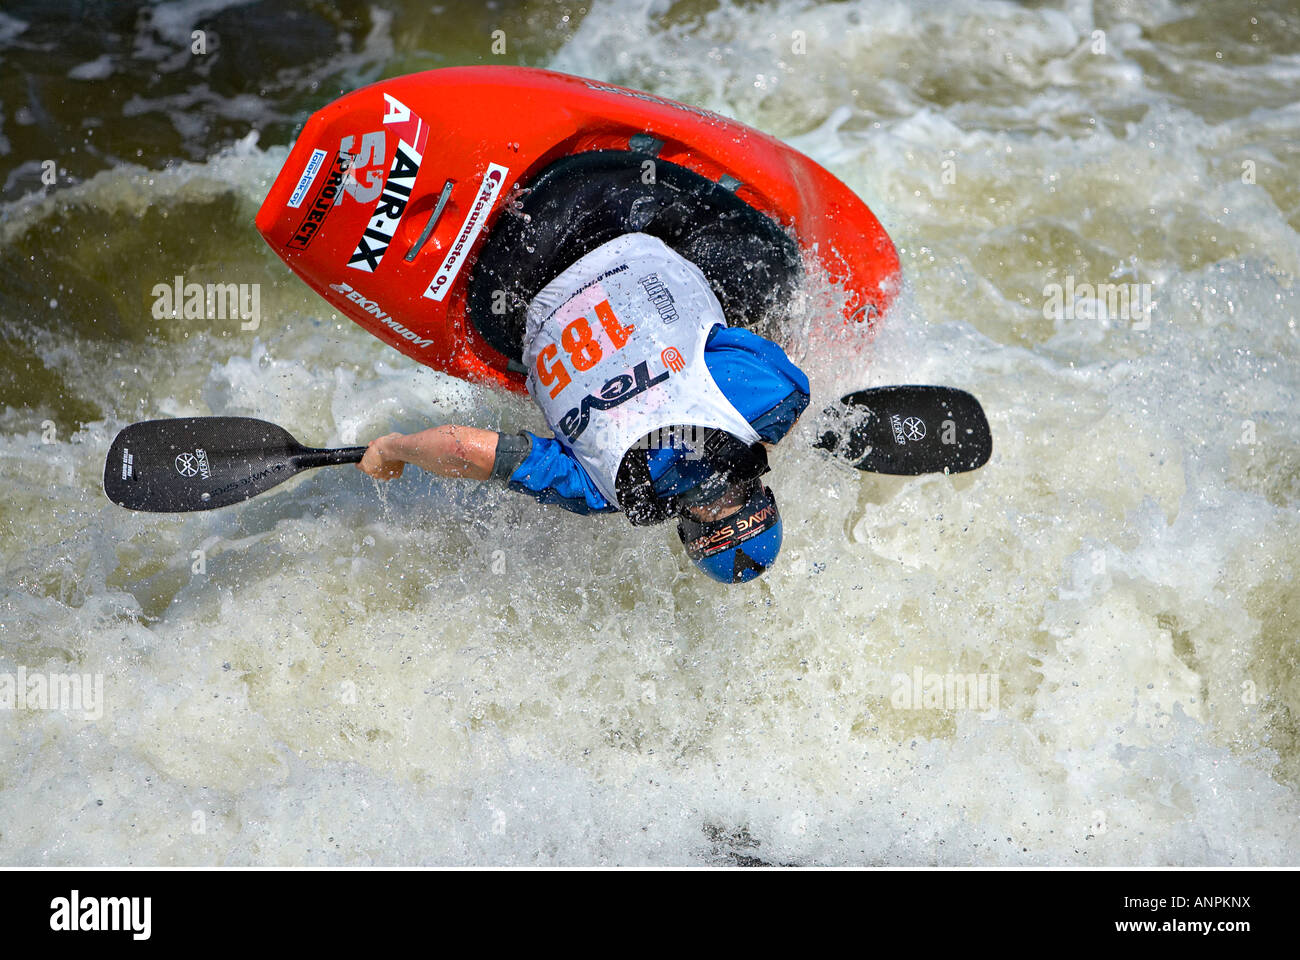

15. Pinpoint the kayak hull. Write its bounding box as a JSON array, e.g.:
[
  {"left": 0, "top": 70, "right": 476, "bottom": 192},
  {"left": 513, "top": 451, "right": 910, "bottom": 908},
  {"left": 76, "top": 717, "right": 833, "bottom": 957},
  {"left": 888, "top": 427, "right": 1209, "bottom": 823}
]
[{"left": 255, "top": 66, "right": 899, "bottom": 393}]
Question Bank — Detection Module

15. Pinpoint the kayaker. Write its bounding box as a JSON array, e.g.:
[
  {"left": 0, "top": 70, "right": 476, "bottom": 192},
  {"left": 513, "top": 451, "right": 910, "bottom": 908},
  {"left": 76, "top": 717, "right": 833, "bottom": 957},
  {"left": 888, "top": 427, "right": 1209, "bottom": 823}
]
[{"left": 358, "top": 231, "right": 808, "bottom": 584}]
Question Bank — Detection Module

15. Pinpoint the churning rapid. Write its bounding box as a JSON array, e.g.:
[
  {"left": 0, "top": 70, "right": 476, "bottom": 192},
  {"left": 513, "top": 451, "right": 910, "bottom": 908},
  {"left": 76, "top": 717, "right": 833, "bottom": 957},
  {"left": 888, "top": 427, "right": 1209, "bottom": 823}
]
[{"left": 2, "top": 0, "right": 1298, "bottom": 865}]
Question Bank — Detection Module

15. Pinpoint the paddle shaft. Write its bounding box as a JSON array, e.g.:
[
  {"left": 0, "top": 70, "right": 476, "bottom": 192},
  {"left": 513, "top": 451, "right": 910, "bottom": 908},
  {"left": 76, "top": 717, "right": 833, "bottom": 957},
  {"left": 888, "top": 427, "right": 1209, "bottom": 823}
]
[{"left": 293, "top": 446, "right": 368, "bottom": 470}]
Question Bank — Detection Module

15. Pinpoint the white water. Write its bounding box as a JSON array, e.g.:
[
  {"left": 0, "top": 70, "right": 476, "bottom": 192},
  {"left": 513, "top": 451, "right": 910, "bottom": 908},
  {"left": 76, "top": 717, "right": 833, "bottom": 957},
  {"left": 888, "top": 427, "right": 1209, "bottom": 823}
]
[{"left": 1, "top": 0, "right": 1298, "bottom": 865}]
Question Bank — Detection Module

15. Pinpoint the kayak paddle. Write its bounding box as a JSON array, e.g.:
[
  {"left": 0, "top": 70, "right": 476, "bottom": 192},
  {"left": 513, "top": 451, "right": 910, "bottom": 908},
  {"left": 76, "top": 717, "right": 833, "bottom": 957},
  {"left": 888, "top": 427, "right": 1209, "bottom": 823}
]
[
  {"left": 815, "top": 385, "right": 991, "bottom": 475},
  {"left": 103, "top": 417, "right": 366, "bottom": 513},
  {"left": 103, "top": 385, "right": 989, "bottom": 513}
]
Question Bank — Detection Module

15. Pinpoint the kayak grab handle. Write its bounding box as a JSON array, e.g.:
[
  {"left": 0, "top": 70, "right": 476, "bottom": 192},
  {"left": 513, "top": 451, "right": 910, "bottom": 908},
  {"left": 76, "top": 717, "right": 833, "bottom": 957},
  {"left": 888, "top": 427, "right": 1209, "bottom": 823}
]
[{"left": 404, "top": 179, "right": 456, "bottom": 262}]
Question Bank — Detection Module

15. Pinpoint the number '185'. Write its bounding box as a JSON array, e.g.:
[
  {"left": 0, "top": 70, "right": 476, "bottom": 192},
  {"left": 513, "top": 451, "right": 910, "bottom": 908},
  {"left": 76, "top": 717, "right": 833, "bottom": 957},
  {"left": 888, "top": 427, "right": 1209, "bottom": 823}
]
[{"left": 535, "top": 299, "right": 634, "bottom": 398}]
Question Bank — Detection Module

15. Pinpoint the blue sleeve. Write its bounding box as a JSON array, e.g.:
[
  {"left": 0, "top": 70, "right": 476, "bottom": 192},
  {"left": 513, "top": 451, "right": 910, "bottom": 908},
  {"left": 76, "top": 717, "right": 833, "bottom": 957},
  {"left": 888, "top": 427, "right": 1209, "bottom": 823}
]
[
  {"left": 505, "top": 432, "right": 619, "bottom": 515},
  {"left": 703, "top": 325, "right": 810, "bottom": 443},
  {"left": 642, "top": 325, "right": 810, "bottom": 497}
]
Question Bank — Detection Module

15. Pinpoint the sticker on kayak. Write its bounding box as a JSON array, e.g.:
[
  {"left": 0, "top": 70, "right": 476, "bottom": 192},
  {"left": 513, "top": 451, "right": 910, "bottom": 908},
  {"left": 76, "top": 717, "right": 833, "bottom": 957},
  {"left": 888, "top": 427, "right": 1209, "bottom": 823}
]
[
  {"left": 328, "top": 280, "right": 434, "bottom": 348},
  {"left": 423, "top": 162, "right": 510, "bottom": 302},
  {"left": 287, "top": 148, "right": 328, "bottom": 208},
  {"left": 347, "top": 94, "right": 430, "bottom": 273},
  {"left": 288, "top": 152, "right": 353, "bottom": 250}
]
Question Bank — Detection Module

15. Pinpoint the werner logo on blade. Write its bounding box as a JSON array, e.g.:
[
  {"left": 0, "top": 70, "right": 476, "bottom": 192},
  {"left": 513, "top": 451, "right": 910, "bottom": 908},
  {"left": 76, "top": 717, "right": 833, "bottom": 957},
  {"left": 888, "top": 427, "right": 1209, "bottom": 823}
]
[{"left": 347, "top": 94, "right": 429, "bottom": 273}]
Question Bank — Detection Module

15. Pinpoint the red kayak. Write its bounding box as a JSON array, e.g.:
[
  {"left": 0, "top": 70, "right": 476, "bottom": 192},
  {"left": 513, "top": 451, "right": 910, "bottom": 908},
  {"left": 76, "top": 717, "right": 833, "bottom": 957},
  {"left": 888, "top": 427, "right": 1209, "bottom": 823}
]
[{"left": 256, "top": 66, "right": 899, "bottom": 393}]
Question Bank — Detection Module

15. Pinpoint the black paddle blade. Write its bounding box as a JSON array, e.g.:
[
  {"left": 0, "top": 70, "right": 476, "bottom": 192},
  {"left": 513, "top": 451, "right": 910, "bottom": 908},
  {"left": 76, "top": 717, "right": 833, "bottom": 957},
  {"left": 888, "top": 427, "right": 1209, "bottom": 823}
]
[
  {"left": 814, "top": 386, "right": 991, "bottom": 475},
  {"left": 104, "top": 417, "right": 342, "bottom": 512}
]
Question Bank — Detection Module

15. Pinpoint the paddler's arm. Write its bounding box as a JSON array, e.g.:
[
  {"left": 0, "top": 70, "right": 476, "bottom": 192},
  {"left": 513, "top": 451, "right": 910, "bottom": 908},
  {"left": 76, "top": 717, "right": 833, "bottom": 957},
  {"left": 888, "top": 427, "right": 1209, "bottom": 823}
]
[
  {"left": 357, "top": 426, "right": 618, "bottom": 515},
  {"left": 359, "top": 425, "right": 499, "bottom": 481}
]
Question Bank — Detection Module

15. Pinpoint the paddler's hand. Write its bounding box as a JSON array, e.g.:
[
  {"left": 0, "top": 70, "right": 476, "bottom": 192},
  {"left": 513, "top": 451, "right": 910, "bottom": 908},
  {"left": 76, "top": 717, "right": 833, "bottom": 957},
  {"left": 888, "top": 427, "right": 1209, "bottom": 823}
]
[{"left": 359, "top": 432, "right": 408, "bottom": 480}]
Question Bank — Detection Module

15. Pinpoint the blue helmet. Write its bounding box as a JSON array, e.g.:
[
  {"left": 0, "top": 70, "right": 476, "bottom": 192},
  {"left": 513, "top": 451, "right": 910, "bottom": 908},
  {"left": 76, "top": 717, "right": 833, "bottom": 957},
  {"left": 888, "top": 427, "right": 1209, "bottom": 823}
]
[
  {"left": 617, "top": 428, "right": 783, "bottom": 583},
  {"left": 676, "top": 480, "right": 783, "bottom": 583}
]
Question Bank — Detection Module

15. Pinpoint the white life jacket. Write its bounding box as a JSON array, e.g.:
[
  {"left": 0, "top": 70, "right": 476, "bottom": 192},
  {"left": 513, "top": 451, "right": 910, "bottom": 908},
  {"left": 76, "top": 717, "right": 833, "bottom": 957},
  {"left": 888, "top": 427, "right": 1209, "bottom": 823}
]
[{"left": 523, "top": 233, "right": 760, "bottom": 507}]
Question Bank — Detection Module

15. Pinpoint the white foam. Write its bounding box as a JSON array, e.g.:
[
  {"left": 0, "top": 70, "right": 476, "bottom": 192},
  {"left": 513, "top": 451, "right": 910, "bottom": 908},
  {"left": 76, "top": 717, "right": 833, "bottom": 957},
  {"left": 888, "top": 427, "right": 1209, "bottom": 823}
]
[{"left": 68, "top": 54, "right": 114, "bottom": 81}]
